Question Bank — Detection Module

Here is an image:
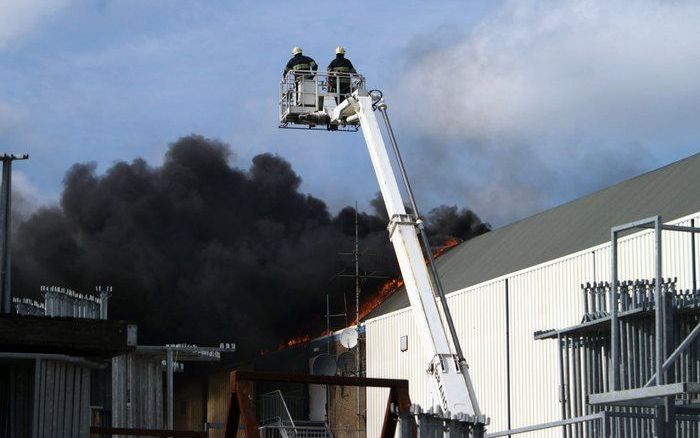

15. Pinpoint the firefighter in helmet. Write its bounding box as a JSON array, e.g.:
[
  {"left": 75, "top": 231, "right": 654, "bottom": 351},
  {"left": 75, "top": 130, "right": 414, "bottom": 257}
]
[
  {"left": 327, "top": 46, "right": 357, "bottom": 101},
  {"left": 284, "top": 46, "right": 318, "bottom": 79}
]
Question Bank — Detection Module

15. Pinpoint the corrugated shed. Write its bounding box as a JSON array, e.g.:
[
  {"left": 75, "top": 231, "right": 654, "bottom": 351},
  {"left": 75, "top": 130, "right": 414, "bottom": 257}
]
[{"left": 370, "top": 152, "right": 700, "bottom": 317}]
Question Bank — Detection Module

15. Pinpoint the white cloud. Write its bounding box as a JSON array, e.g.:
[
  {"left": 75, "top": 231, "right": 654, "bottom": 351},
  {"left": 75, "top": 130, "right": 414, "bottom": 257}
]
[
  {"left": 0, "top": 102, "right": 25, "bottom": 130},
  {"left": 0, "top": 0, "right": 72, "bottom": 48},
  {"left": 397, "top": 0, "right": 700, "bottom": 225}
]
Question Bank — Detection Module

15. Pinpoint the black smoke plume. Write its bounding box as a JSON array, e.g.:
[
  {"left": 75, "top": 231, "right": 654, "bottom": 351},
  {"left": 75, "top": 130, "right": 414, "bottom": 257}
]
[{"left": 12, "top": 135, "right": 490, "bottom": 355}]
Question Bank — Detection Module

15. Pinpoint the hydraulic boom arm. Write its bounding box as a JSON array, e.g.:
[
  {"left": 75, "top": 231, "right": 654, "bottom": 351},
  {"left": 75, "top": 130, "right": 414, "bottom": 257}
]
[{"left": 331, "top": 90, "right": 482, "bottom": 420}]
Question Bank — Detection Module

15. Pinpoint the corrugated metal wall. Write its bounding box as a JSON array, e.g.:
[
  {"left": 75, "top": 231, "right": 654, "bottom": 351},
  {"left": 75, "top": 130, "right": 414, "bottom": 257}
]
[
  {"left": 450, "top": 280, "right": 508, "bottom": 431},
  {"left": 1, "top": 359, "right": 95, "bottom": 438},
  {"left": 365, "top": 212, "right": 700, "bottom": 437},
  {"left": 366, "top": 280, "right": 508, "bottom": 435},
  {"left": 112, "top": 353, "right": 164, "bottom": 430},
  {"left": 0, "top": 362, "right": 33, "bottom": 438},
  {"left": 34, "top": 359, "right": 92, "bottom": 438},
  {"left": 508, "top": 252, "right": 591, "bottom": 436}
]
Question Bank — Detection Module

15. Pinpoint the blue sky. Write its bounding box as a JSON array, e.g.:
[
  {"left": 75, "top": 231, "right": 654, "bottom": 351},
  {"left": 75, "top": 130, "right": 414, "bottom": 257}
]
[{"left": 2, "top": 0, "right": 700, "bottom": 226}]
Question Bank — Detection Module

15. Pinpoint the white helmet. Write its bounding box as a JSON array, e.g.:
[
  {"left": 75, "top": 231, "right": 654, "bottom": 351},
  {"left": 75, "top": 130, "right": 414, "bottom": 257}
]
[
  {"left": 292, "top": 46, "right": 302, "bottom": 55},
  {"left": 336, "top": 46, "right": 345, "bottom": 55}
]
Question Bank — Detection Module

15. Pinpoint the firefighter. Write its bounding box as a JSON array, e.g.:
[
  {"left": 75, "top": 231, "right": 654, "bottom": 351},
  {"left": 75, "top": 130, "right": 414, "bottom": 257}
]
[
  {"left": 327, "top": 46, "right": 357, "bottom": 100},
  {"left": 283, "top": 46, "right": 318, "bottom": 79}
]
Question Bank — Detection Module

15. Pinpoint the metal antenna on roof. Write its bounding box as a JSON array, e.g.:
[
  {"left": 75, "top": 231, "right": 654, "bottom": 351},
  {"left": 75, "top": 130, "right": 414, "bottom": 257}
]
[
  {"left": 336, "top": 203, "right": 389, "bottom": 318},
  {"left": 337, "top": 204, "right": 390, "bottom": 419},
  {"left": 325, "top": 293, "right": 347, "bottom": 353}
]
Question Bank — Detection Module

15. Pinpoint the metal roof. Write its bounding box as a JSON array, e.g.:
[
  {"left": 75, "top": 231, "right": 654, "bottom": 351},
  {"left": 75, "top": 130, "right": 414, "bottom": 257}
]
[{"left": 367, "top": 152, "right": 700, "bottom": 319}]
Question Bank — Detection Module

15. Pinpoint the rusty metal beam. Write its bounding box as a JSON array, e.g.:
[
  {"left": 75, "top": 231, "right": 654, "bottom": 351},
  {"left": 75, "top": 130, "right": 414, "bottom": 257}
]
[
  {"left": 381, "top": 387, "right": 399, "bottom": 438},
  {"left": 237, "top": 381, "right": 259, "bottom": 438},
  {"left": 89, "top": 427, "right": 205, "bottom": 437},
  {"left": 231, "top": 369, "right": 409, "bottom": 388},
  {"left": 223, "top": 391, "right": 239, "bottom": 438}
]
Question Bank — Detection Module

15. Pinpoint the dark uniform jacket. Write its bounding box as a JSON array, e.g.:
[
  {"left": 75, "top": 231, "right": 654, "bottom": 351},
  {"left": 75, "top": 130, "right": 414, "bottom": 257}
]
[
  {"left": 327, "top": 54, "right": 356, "bottom": 74},
  {"left": 284, "top": 54, "right": 318, "bottom": 77},
  {"left": 327, "top": 54, "right": 356, "bottom": 94}
]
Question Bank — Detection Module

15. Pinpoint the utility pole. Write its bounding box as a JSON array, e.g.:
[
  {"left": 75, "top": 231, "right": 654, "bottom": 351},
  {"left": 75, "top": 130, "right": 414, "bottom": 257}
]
[
  {"left": 166, "top": 347, "right": 174, "bottom": 430},
  {"left": 0, "top": 153, "right": 28, "bottom": 313},
  {"left": 354, "top": 202, "right": 360, "bottom": 331},
  {"left": 353, "top": 206, "right": 362, "bottom": 423}
]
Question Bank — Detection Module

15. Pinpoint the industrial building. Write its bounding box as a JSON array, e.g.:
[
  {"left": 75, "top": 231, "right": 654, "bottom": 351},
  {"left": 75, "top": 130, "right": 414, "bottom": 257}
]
[
  {"left": 3, "top": 70, "right": 699, "bottom": 436},
  {"left": 167, "top": 152, "right": 700, "bottom": 437},
  {"left": 363, "top": 152, "right": 700, "bottom": 436},
  {"left": 0, "top": 286, "right": 233, "bottom": 437},
  {"left": 0, "top": 288, "right": 136, "bottom": 437}
]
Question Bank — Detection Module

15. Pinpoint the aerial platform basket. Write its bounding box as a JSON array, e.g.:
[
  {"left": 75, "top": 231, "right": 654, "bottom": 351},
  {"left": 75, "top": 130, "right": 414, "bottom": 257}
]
[{"left": 279, "top": 70, "right": 366, "bottom": 131}]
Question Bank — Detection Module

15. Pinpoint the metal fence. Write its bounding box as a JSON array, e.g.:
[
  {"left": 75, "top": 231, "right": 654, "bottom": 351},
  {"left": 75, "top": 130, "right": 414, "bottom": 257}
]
[
  {"left": 13, "top": 285, "right": 108, "bottom": 319},
  {"left": 12, "top": 297, "right": 45, "bottom": 316},
  {"left": 259, "top": 424, "right": 320, "bottom": 438},
  {"left": 543, "top": 278, "right": 700, "bottom": 437},
  {"left": 279, "top": 70, "right": 365, "bottom": 127},
  {"left": 259, "top": 390, "right": 297, "bottom": 428},
  {"left": 43, "top": 285, "right": 102, "bottom": 318},
  {"left": 580, "top": 278, "right": 700, "bottom": 322}
]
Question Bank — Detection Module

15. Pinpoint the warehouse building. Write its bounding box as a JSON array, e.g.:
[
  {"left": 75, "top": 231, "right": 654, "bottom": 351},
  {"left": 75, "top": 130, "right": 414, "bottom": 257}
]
[
  {"left": 0, "top": 289, "right": 136, "bottom": 437},
  {"left": 364, "top": 153, "right": 700, "bottom": 436}
]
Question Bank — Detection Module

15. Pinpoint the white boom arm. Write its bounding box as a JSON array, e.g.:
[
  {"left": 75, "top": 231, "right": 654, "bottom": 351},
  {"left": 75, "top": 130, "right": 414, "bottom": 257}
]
[{"left": 332, "top": 91, "right": 481, "bottom": 418}]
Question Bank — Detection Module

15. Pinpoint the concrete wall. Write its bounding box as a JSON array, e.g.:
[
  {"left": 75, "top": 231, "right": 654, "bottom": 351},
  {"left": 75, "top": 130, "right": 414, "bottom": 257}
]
[{"left": 365, "top": 212, "right": 700, "bottom": 437}]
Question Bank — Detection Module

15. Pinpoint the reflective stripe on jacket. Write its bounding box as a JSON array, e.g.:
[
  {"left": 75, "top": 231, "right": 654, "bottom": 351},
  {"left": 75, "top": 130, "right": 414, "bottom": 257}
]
[
  {"left": 284, "top": 54, "right": 318, "bottom": 77},
  {"left": 327, "top": 54, "right": 356, "bottom": 74}
]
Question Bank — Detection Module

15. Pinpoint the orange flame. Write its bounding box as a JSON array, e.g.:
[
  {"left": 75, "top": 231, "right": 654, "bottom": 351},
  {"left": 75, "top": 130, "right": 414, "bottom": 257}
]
[
  {"left": 432, "top": 237, "right": 460, "bottom": 258},
  {"left": 357, "top": 237, "right": 461, "bottom": 321},
  {"left": 270, "top": 237, "right": 461, "bottom": 354},
  {"left": 282, "top": 334, "right": 310, "bottom": 348},
  {"left": 357, "top": 277, "right": 404, "bottom": 320}
]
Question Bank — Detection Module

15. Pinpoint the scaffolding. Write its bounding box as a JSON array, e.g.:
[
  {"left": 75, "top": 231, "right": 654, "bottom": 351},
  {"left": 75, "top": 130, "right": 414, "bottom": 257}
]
[{"left": 534, "top": 216, "right": 700, "bottom": 437}]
